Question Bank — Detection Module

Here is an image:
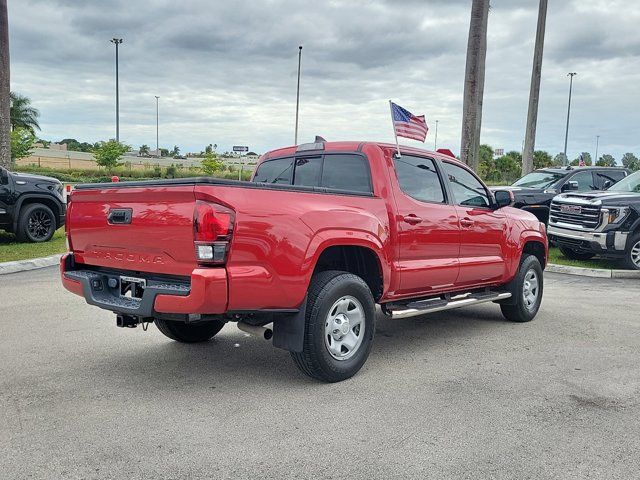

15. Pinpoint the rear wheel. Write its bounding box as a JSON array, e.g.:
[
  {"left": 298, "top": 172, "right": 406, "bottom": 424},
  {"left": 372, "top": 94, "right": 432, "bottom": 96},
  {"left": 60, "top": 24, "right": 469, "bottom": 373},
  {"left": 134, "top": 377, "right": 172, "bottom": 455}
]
[
  {"left": 622, "top": 233, "right": 640, "bottom": 271},
  {"left": 290, "top": 270, "right": 375, "bottom": 382},
  {"left": 558, "top": 246, "right": 595, "bottom": 261},
  {"left": 16, "top": 203, "right": 56, "bottom": 243},
  {"left": 155, "top": 318, "right": 226, "bottom": 343},
  {"left": 500, "top": 254, "right": 544, "bottom": 323}
]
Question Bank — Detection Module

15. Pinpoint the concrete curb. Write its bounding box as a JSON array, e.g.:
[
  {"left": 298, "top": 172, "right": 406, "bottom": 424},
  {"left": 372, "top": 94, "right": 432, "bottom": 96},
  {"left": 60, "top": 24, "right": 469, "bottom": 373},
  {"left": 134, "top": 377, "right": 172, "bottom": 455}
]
[
  {"left": 0, "top": 254, "right": 62, "bottom": 275},
  {"left": 546, "top": 263, "right": 640, "bottom": 279}
]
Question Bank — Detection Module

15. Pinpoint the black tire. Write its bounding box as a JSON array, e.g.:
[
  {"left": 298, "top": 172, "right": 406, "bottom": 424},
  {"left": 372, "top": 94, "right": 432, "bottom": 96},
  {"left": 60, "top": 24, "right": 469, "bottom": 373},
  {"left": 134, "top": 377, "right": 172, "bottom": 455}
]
[
  {"left": 500, "top": 254, "right": 544, "bottom": 323},
  {"left": 155, "top": 318, "right": 226, "bottom": 343},
  {"left": 621, "top": 233, "right": 640, "bottom": 271},
  {"left": 290, "top": 270, "right": 375, "bottom": 382},
  {"left": 558, "top": 246, "right": 595, "bottom": 261},
  {"left": 16, "top": 203, "right": 56, "bottom": 243}
]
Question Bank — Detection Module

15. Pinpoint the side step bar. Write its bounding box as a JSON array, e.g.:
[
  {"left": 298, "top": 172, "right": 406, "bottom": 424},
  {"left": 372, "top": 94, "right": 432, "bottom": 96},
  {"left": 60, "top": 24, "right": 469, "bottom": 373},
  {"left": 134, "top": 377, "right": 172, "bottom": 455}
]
[{"left": 386, "top": 291, "right": 512, "bottom": 320}]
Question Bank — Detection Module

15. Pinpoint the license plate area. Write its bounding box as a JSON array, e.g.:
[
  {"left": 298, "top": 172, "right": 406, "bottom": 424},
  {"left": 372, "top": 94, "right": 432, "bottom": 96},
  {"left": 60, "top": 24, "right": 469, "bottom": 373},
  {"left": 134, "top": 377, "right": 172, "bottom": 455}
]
[{"left": 120, "top": 276, "right": 146, "bottom": 300}]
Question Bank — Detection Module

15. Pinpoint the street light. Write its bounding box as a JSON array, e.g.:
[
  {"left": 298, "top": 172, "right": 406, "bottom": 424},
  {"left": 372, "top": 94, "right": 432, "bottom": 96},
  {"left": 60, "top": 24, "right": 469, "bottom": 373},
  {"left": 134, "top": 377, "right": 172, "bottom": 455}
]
[
  {"left": 595, "top": 135, "right": 600, "bottom": 164},
  {"left": 563, "top": 72, "right": 577, "bottom": 164},
  {"left": 155, "top": 96, "right": 160, "bottom": 157},
  {"left": 294, "top": 45, "right": 302, "bottom": 145},
  {"left": 110, "top": 38, "right": 123, "bottom": 143}
]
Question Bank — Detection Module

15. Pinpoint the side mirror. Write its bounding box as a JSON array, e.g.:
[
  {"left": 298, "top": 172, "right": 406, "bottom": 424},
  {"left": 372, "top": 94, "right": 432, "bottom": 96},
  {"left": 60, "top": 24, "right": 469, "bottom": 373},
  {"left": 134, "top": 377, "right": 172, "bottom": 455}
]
[
  {"left": 602, "top": 180, "right": 612, "bottom": 189},
  {"left": 493, "top": 189, "right": 514, "bottom": 209},
  {"left": 562, "top": 180, "right": 579, "bottom": 192}
]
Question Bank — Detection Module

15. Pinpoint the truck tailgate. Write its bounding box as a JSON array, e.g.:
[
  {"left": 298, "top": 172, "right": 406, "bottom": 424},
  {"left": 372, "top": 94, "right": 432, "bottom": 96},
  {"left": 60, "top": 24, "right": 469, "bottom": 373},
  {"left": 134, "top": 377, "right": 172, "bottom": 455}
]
[{"left": 68, "top": 185, "right": 198, "bottom": 276}]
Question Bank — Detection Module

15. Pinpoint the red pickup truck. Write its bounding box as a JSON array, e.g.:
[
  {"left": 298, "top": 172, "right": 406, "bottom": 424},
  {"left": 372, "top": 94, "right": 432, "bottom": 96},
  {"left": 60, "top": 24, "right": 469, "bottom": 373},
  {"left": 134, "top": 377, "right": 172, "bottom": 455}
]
[{"left": 61, "top": 140, "right": 547, "bottom": 382}]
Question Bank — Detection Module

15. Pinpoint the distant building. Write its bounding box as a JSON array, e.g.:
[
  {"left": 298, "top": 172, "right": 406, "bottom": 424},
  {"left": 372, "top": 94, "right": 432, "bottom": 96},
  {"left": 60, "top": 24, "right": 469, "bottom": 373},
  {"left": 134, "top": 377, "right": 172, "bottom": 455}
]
[{"left": 49, "top": 143, "right": 68, "bottom": 151}]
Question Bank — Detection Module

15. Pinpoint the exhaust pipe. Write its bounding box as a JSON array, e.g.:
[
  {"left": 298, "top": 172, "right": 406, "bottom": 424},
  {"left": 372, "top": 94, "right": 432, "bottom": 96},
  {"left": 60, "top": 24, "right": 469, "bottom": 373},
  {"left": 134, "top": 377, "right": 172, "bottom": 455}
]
[{"left": 237, "top": 322, "right": 273, "bottom": 340}]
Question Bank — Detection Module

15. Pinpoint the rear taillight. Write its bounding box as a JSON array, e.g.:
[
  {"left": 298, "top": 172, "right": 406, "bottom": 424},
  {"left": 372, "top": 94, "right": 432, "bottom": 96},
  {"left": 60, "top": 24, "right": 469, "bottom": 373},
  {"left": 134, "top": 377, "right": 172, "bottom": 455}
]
[{"left": 194, "top": 200, "right": 234, "bottom": 265}]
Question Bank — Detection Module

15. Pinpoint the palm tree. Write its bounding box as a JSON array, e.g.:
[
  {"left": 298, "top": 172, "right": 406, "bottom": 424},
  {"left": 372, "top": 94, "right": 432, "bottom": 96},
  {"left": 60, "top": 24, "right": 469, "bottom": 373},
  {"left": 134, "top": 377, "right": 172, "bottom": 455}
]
[
  {"left": 0, "top": 0, "right": 10, "bottom": 169},
  {"left": 522, "top": 0, "right": 548, "bottom": 175},
  {"left": 10, "top": 92, "right": 40, "bottom": 133},
  {"left": 460, "top": 0, "right": 490, "bottom": 171}
]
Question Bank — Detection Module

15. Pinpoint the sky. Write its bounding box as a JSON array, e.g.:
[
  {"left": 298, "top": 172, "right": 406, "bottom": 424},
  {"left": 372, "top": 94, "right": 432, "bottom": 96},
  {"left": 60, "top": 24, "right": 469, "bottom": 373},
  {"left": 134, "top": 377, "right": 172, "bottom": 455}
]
[{"left": 7, "top": 0, "right": 640, "bottom": 161}]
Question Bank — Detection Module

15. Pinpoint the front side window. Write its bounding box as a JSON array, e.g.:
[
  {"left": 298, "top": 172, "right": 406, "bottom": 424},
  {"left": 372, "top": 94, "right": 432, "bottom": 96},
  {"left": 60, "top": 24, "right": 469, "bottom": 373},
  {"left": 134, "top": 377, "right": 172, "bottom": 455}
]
[
  {"left": 394, "top": 155, "right": 445, "bottom": 203},
  {"left": 253, "top": 157, "right": 294, "bottom": 184},
  {"left": 568, "top": 171, "right": 595, "bottom": 191},
  {"left": 442, "top": 162, "right": 490, "bottom": 208}
]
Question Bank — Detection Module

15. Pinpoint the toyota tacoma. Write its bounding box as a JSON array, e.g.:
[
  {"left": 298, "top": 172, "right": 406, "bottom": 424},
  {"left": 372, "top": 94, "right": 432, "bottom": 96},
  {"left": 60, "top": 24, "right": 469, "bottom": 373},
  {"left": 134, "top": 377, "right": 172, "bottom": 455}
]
[{"left": 61, "top": 140, "right": 548, "bottom": 382}]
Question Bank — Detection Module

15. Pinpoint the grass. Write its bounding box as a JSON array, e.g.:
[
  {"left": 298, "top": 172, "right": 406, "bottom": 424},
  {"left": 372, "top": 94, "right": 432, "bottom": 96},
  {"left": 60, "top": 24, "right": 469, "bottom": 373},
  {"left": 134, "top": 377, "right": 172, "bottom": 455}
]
[
  {"left": 0, "top": 228, "right": 67, "bottom": 263},
  {"left": 548, "top": 246, "right": 620, "bottom": 270}
]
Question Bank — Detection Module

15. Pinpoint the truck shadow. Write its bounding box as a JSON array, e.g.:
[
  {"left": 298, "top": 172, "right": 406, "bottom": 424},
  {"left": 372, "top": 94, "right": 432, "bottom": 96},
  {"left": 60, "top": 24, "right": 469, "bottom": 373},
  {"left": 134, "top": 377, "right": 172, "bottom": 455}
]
[{"left": 62, "top": 304, "right": 513, "bottom": 390}]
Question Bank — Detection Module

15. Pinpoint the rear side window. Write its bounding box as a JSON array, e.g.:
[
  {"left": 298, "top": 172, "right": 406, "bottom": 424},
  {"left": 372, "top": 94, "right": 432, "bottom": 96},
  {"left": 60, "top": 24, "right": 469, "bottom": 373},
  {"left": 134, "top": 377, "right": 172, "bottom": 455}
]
[
  {"left": 394, "top": 155, "right": 445, "bottom": 203},
  {"left": 322, "top": 155, "right": 372, "bottom": 193},
  {"left": 253, "top": 154, "right": 372, "bottom": 194},
  {"left": 293, "top": 157, "right": 322, "bottom": 186},
  {"left": 595, "top": 170, "right": 626, "bottom": 189},
  {"left": 253, "top": 157, "right": 294, "bottom": 184}
]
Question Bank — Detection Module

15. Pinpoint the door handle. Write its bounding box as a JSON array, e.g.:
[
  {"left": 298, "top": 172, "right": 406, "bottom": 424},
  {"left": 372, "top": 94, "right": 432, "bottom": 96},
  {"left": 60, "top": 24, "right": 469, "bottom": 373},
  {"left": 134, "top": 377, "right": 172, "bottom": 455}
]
[
  {"left": 402, "top": 214, "right": 423, "bottom": 225},
  {"left": 460, "top": 218, "right": 474, "bottom": 228}
]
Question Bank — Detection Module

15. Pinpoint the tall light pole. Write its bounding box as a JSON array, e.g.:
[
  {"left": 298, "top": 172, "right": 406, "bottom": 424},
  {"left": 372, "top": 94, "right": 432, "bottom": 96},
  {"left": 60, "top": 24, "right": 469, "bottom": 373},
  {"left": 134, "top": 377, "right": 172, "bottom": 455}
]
[
  {"left": 155, "top": 96, "right": 159, "bottom": 157},
  {"left": 595, "top": 135, "right": 600, "bottom": 164},
  {"left": 294, "top": 45, "right": 302, "bottom": 145},
  {"left": 110, "top": 38, "right": 123, "bottom": 143},
  {"left": 563, "top": 72, "right": 577, "bottom": 164},
  {"left": 434, "top": 120, "right": 439, "bottom": 150}
]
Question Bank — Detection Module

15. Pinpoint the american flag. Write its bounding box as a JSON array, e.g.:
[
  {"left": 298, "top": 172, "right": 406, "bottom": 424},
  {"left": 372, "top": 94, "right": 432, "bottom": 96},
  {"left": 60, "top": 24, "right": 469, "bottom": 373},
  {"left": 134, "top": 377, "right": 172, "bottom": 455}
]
[
  {"left": 390, "top": 101, "right": 428, "bottom": 142},
  {"left": 579, "top": 154, "right": 586, "bottom": 166}
]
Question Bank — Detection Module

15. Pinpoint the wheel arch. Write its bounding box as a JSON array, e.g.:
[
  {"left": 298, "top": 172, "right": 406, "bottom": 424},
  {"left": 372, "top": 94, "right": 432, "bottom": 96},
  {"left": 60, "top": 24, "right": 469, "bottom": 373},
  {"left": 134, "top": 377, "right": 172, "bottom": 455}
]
[
  {"left": 13, "top": 194, "right": 64, "bottom": 231},
  {"left": 304, "top": 234, "right": 390, "bottom": 302}
]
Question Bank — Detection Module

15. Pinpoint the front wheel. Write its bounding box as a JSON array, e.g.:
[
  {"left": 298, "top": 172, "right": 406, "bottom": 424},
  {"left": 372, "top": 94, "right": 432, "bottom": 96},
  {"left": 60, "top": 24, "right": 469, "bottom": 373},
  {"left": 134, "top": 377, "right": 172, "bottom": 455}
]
[
  {"left": 155, "top": 318, "right": 226, "bottom": 343},
  {"left": 559, "top": 246, "right": 595, "bottom": 261},
  {"left": 622, "top": 234, "right": 640, "bottom": 271},
  {"left": 290, "top": 270, "right": 375, "bottom": 382},
  {"left": 500, "top": 254, "right": 544, "bottom": 322},
  {"left": 16, "top": 203, "right": 56, "bottom": 243}
]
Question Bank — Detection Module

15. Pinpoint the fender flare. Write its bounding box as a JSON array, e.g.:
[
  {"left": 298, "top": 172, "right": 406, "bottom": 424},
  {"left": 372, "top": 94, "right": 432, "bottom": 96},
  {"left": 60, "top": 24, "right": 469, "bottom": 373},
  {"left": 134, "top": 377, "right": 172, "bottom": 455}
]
[{"left": 301, "top": 229, "right": 391, "bottom": 297}]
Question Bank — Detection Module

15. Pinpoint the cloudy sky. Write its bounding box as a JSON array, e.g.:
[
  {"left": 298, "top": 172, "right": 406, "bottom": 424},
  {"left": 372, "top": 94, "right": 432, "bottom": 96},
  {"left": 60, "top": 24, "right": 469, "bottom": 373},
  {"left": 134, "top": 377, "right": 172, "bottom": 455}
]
[{"left": 7, "top": 0, "right": 640, "bottom": 160}]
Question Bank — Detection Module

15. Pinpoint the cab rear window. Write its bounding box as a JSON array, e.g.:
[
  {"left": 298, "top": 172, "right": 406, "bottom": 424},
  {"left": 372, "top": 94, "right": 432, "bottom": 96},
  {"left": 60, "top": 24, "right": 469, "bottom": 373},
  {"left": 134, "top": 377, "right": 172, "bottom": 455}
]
[{"left": 253, "top": 154, "right": 372, "bottom": 194}]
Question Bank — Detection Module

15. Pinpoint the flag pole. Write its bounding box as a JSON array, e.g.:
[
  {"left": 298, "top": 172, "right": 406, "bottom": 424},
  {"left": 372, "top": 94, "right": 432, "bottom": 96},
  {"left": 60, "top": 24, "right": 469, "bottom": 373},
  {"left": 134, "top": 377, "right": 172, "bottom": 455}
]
[{"left": 389, "top": 100, "right": 401, "bottom": 157}]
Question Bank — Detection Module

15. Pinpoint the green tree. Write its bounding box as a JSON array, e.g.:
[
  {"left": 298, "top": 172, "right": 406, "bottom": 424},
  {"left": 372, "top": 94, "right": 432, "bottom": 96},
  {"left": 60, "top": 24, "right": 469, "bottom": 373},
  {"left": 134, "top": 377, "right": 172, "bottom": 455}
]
[
  {"left": 171, "top": 145, "right": 180, "bottom": 156},
  {"left": 160, "top": 148, "right": 169, "bottom": 157},
  {"left": 533, "top": 150, "right": 552, "bottom": 169},
  {"left": 596, "top": 154, "right": 616, "bottom": 167},
  {"left": 139, "top": 144, "right": 150, "bottom": 156},
  {"left": 205, "top": 144, "right": 213, "bottom": 155},
  {"left": 10, "top": 127, "right": 35, "bottom": 162},
  {"left": 93, "top": 140, "right": 129, "bottom": 169},
  {"left": 495, "top": 151, "right": 522, "bottom": 182},
  {"left": 621, "top": 152, "right": 639, "bottom": 171},
  {"left": 10, "top": 92, "right": 40, "bottom": 133},
  {"left": 59, "top": 138, "right": 94, "bottom": 152},
  {"left": 201, "top": 152, "right": 224, "bottom": 175},
  {"left": 477, "top": 144, "right": 496, "bottom": 181},
  {"left": 553, "top": 152, "right": 567, "bottom": 166}
]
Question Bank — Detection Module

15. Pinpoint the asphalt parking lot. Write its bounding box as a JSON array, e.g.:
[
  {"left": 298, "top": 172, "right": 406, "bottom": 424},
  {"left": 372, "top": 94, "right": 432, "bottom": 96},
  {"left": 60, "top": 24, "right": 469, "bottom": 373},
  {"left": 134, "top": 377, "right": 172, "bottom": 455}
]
[{"left": 1, "top": 267, "right": 639, "bottom": 479}]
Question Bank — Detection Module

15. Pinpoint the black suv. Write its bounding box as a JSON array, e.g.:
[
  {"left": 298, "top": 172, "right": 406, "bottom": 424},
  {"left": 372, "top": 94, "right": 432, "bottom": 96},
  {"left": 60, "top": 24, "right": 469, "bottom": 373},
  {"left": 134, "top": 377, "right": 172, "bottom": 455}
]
[
  {"left": 0, "top": 166, "right": 66, "bottom": 242},
  {"left": 548, "top": 170, "right": 640, "bottom": 269},
  {"left": 494, "top": 166, "right": 630, "bottom": 224}
]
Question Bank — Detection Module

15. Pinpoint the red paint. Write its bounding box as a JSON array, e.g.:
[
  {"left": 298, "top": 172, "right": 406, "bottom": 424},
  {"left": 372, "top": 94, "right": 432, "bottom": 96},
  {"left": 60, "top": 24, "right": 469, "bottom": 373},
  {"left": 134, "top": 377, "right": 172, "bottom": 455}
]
[{"left": 61, "top": 141, "right": 547, "bottom": 314}]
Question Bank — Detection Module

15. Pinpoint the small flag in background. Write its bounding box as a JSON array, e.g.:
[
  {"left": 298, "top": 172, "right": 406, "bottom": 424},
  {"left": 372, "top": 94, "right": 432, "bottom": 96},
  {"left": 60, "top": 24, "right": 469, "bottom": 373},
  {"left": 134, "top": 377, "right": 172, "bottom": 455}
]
[
  {"left": 579, "top": 154, "right": 586, "bottom": 166},
  {"left": 390, "top": 101, "right": 428, "bottom": 142}
]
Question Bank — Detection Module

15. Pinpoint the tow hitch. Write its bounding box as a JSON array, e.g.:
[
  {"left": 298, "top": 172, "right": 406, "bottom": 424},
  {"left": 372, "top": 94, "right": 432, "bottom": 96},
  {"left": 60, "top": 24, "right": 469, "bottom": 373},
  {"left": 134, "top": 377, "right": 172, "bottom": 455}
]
[{"left": 116, "top": 314, "right": 152, "bottom": 330}]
